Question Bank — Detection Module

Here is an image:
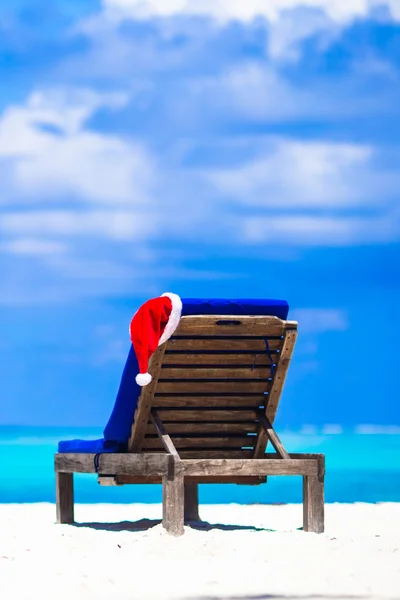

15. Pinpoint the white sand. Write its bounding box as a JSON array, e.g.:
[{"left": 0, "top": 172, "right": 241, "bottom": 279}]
[{"left": 0, "top": 503, "right": 399, "bottom": 600}]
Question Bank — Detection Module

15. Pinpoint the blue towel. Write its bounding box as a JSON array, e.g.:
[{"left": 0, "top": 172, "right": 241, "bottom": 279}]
[{"left": 58, "top": 298, "right": 289, "bottom": 453}]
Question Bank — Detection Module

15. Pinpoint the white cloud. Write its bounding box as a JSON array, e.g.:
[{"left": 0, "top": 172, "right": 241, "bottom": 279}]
[
  {"left": 322, "top": 424, "right": 344, "bottom": 434},
  {"left": 0, "top": 88, "right": 153, "bottom": 205},
  {"left": 179, "top": 59, "right": 396, "bottom": 130},
  {"left": 207, "top": 138, "right": 375, "bottom": 207},
  {"left": 1, "top": 238, "right": 68, "bottom": 256},
  {"left": 354, "top": 424, "right": 400, "bottom": 434},
  {"left": 299, "top": 424, "right": 319, "bottom": 434},
  {"left": 1, "top": 1, "right": 399, "bottom": 307},
  {"left": 291, "top": 308, "right": 348, "bottom": 332},
  {"left": 102, "top": 0, "right": 400, "bottom": 23},
  {"left": 67, "top": 0, "right": 398, "bottom": 70},
  {"left": 201, "top": 135, "right": 400, "bottom": 247},
  {"left": 1, "top": 210, "right": 157, "bottom": 241},
  {"left": 266, "top": 7, "right": 339, "bottom": 61},
  {"left": 95, "top": 0, "right": 400, "bottom": 64},
  {"left": 243, "top": 213, "right": 400, "bottom": 246},
  {"left": 0, "top": 88, "right": 127, "bottom": 154},
  {"left": 191, "top": 66, "right": 302, "bottom": 121}
]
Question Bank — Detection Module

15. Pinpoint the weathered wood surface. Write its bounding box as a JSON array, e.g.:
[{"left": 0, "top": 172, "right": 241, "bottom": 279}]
[
  {"left": 184, "top": 482, "right": 199, "bottom": 521},
  {"left": 146, "top": 422, "right": 258, "bottom": 435},
  {"left": 101, "top": 454, "right": 323, "bottom": 483},
  {"left": 153, "top": 396, "right": 266, "bottom": 408},
  {"left": 97, "top": 476, "right": 122, "bottom": 486},
  {"left": 128, "top": 344, "right": 167, "bottom": 452},
  {"left": 258, "top": 415, "right": 290, "bottom": 459},
  {"left": 160, "top": 367, "right": 272, "bottom": 379},
  {"left": 156, "top": 381, "right": 271, "bottom": 394},
  {"left": 57, "top": 451, "right": 322, "bottom": 472},
  {"left": 101, "top": 475, "right": 160, "bottom": 485},
  {"left": 162, "top": 353, "right": 276, "bottom": 365},
  {"left": 142, "top": 436, "right": 255, "bottom": 450},
  {"left": 265, "top": 329, "right": 298, "bottom": 423},
  {"left": 253, "top": 328, "right": 298, "bottom": 457},
  {"left": 150, "top": 410, "right": 180, "bottom": 457},
  {"left": 99, "top": 453, "right": 323, "bottom": 484},
  {"left": 56, "top": 472, "right": 74, "bottom": 524},
  {"left": 115, "top": 474, "right": 266, "bottom": 484},
  {"left": 162, "top": 472, "right": 184, "bottom": 536},
  {"left": 181, "top": 458, "right": 319, "bottom": 477},
  {"left": 174, "top": 316, "right": 286, "bottom": 337},
  {"left": 167, "top": 449, "right": 254, "bottom": 459},
  {"left": 316, "top": 454, "right": 326, "bottom": 480},
  {"left": 55, "top": 453, "right": 169, "bottom": 475},
  {"left": 155, "top": 409, "right": 260, "bottom": 422},
  {"left": 166, "top": 338, "right": 284, "bottom": 352},
  {"left": 303, "top": 475, "right": 325, "bottom": 533}
]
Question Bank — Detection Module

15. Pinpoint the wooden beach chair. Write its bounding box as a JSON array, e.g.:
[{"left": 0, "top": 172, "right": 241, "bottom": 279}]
[{"left": 55, "top": 315, "right": 325, "bottom": 535}]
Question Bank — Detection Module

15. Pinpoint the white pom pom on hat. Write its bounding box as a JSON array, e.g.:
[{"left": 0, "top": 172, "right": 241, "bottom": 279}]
[
  {"left": 135, "top": 372, "right": 152, "bottom": 386},
  {"left": 130, "top": 293, "right": 182, "bottom": 387}
]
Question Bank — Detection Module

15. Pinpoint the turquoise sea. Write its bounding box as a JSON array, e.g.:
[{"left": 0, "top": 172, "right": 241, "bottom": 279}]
[{"left": 1, "top": 426, "right": 399, "bottom": 504}]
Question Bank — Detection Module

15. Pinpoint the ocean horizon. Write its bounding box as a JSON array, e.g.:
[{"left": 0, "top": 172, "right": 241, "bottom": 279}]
[{"left": 1, "top": 425, "right": 399, "bottom": 505}]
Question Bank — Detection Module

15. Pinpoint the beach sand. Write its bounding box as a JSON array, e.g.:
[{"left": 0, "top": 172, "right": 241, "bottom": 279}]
[{"left": 0, "top": 503, "right": 399, "bottom": 600}]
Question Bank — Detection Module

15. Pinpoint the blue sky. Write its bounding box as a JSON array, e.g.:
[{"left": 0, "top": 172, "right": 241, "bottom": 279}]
[{"left": 1, "top": 0, "right": 399, "bottom": 430}]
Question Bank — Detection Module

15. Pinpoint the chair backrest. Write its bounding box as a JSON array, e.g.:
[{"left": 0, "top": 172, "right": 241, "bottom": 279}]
[{"left": 128, "top": 315, "right": 298, "bottom": 458}]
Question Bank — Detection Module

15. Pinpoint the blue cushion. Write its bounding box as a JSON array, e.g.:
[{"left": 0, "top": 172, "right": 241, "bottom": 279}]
[
  {"left": 59, "top": 298, "right": 289, "bottom": 453},
  {"left": 58, "top": 439, "right": 123, "bottom": 453},
  {"left": 181, "top": 299, "right": 289, "bottom": 320}
]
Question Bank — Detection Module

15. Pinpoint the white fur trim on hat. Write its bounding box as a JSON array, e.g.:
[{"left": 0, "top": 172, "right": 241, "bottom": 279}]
[
  {"left": 136, "top": 372, "right": 152, "bottom": 386},
  {"left": 159, "top": 292, "right": 182, "bottom": 346}
]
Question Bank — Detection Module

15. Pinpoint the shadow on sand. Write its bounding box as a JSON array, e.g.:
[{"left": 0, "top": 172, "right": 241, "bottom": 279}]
[
  {"left": 72, "top": 519, "right": 277, "bottom": 533},
  {"left": 187, "top": 596, "right": 372, "bottom": 600}
]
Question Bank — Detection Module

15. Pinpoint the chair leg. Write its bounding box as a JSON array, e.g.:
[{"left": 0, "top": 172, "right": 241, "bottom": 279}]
[
  {"left": 184, "top": 482, "right": 200, "bottom": 522},
  {"left": 162, "top": 472, "right": 184, "bottom": 536},
  {"left": 56, "top": 472, "right": 74, "bottom": 524},
  {"left": 303, "top": 475, "right": 324, "bottom": 533}
]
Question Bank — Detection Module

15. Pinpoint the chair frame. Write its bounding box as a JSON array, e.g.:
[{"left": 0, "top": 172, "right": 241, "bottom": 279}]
[{"left": 55, "top": 315, "right": 325, "bottom": 535}]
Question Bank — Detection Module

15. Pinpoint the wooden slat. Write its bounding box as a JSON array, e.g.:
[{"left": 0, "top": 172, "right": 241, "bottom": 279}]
[
  {"left": 156, "top": 381, "right": 271, "bottom": 394},
  {"left": 163, "top": 353, "right": 276, "bottom": 365},
  {"left": 174, "top": 316, "right": 286, "bottom": 336},
  {"left": 253, "top": 329, "right": 297, "bottom": 457},
  {"left": 128, "top": 343, "right": 167, "bottom": 452},
  {"left": 143, "top": 450, "right": 323, "bottom": 460},
  {"left": 160, "top": 367, "right": 271, "bottom": 379},
  {"left": 146, "top": 422, "right": 258, "bottom": 435},
  {"left": 176, "top": 449, "right": 254, "bottom": 459},
  {"left": 166, "top": 338, "right": 283, "bottom": 352},
  {"left": 181, "top": 458, "right": 319, "bottom": 477},
  {"left": 101, "top": 453, "right": 324, "bottom": 484},
  {"left": 155, "top": 409, "right": 260, "bottom": 422},
  {"left": 55, "top": 453, "right": 169, "bottom": 475},
  {"left": 142, "top": 436, "right": 256, "bottom": 450},
  {"left": 266, "top": 328, "right": 298, "bottom": 423},
  {"left": 115, "top": 475, "right": 266, "bottom": 484},
  {"left": 153, "top": 395, "right": 266, "bottom": 408}
]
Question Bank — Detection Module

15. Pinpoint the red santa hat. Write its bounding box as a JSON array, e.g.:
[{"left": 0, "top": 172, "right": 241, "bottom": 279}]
[{"left": 129, "top": 292, "right": 182, "bottom": 386}]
